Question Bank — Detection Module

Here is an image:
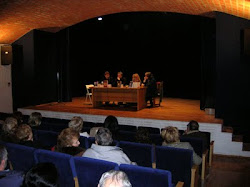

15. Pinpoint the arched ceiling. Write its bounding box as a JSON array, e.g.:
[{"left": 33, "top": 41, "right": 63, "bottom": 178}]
[{"left": 0, "top": 0, "right": 250, "bottom": 44}]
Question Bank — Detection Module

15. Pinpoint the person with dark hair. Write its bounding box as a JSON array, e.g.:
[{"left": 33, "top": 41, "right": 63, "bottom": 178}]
[
  {"left": 135, "top": 128, "right": 152, "bottom": 144},
  {"left": 83, "top": 127, "right": 133, "bottom": 165},
  {"left": 182, "top": 120, "right": 208, "bottom": 149},
  {"left": 104, "top": 115, "right": 120, "bottom": 140},
  {"left": 12, "top": 111, "right": 23, "bottom": 125},
  {"left": 28, "top": 112, "right": 42, "bottom": 127},
  {"left": 0, "top": 145, "right": 24, "bottom": 187},
  {"left": 103, "top": 71, "right": 114, "bottom": 86},
  {"left": 142, "top": 72, "right": 157, "bottom": 108},
  {"left": 0, "top": 120, "right": 18, "bottom": 143},
  {"left": 55, "top": 128, "right": 85, "bottom": 156},
  {"left": 24, "top": 162, "right": 59, "bottom": 187}
]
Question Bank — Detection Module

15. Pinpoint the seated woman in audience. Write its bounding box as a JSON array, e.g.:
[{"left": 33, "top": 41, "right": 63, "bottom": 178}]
[
  {"left": 24, "top": 162, "right": 59, "bottom": 187},
  {"left": 55, "top": 128, "right": 85, "bottom": 156},
  {"left": 0, "top": 121, "right": 18, "bottom": 143},
  {"left": 68, "top": 116, "right": 89, "bottom": 137},
  {"left": 28, "top": 112, "right": 42, "bottom": 128},
  {"left": 15, "top": 124, "right": 45, "bottom": 149},
  {"left": 83, "top": 127, "right": 134, "bottom": 165},
  {"left": 161, "top": 126, "right": 202, "bottom": 165},
  {"left": 104, "top": 115, "right": 120, "bottom": 141}
]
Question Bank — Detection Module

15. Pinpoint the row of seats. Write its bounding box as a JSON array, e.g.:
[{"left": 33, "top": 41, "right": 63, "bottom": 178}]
[
  {"left": 32, "top": 129, "right": 205, "bottom": 187},
  {"left": 1, "top": 141, "right": 182, "bottom": 187}
]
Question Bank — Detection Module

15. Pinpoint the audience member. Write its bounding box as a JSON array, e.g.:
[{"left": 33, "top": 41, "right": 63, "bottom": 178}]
[
  {"left": 104, "top": 115, "right": 120, "bottom": 141},
  {"left": 0, "top": 145, "right": 24, "bottom": 187},
  {"left": 135, "top": 128, "right": 152, "bottom": 144},
  {"left": 83, "top": 127, "right": 134, "bottom": 165},
  {"left": 0, "top": 121, "right": 18, "bottom": 143},
  {"left": 12, "top": 111, "right": 23, "bottom": 125},
  {"left": 55, "top": 128, "right": 85, "bottom": 156},
  {"left": 182, "top": 120, "right": 208, "bottom": 149},
  {"left": 23, "top": 162, "right": 59, "bottom": 187},
  {"left": 161, "top": 126, "right": 202, "bottom": 165},
  {"left": 15, "top": 124, "right": 45, "bottom": 149},
  {"left": 5, "top": 117, "right": 18, "bottom": 126},
  {"left": 142, "top": 72, "right": 157, "bottom": 107},
  {"left": 28, "top": 112, "right": 42, "bottom": 127},
  {"left": 68, "top": 116, "right": 89, "bottom": 137},
  {"left": 98, "top": 170, "right": 132, "bottom": 187}
]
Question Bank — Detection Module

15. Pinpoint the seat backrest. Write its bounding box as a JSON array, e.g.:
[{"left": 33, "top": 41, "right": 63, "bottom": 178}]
[
  {"left": 34, "top": 149, "right": 77, "bottom": 187},
  {"left": 138, "top": 126, "right": 160, "bottom": 134},
  {"left": 118, "top": 131, "right": 136, "bottom": 142},
  {"left": 118, "top": 124, "right": 137, "bottom": 132},
  {"left": 33, "top": 130, "right": 59, "bottom": 148},
  {"left": 149, "top": 133, "right": 163, "bottom": 146},
  {"left": 119, "top": 164, "right": 173, "bottom": 187},
  {"left": 86, "top": 84, "right": 94, "bottom": 93},
  {"left": 118, "top": 141, "right": 153, "bottom": 167},
  {"left": 155, "top": 146, "right": 193, "bottom": 187},
  {"left": 74, "top": 156, "right": 118, "bottom": 187},
  {"left": 5, "top": 142, "right": 36, "bottom": 172}
]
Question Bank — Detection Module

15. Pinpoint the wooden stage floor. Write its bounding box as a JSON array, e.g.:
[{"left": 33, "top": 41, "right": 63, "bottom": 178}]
[{"left": 24, "top": 97, "right": 223, "bottom": 124}]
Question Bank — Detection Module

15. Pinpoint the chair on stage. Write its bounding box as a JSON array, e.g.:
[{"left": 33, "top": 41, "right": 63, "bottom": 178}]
[
  {"left": 85, "top": 84, "right": 94, "bottom": 104},
  {"left": 153, "top": 81, "right": 164, "bottom": 107}
]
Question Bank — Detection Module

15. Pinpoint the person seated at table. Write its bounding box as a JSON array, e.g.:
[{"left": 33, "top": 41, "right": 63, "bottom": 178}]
[
  {"left": 83, "top": 127, "right": 134, "bottom": 165},
  {"left": 131, "top": 73, "right": 141, "bottom": 88},
  {"left": 161, "top": 126, "right": 202, "bottom": 165},
  {"left": 142, "top": 72, "right": 157, "bottom": 108},
  {"left": 15, "top": 124, "right": 45, "bottom": 149},
  {"left": 68, "top": 116, "right": 90, "bottom": 137},
  {"left": 55, "top": 128, "right": 85, "bottom": 156},
  {"left": 102, "top": 71, "right": 114, "bottom": 86},
  {"left": 115, "top": 71, "right": 127, "bottom": 87}
]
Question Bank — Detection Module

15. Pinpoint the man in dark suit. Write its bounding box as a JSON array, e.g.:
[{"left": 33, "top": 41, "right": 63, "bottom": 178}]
[
  {"left": 103, "top": 71, "right": 115, "bottom": 86},
  {"left": 114, "top": 71, "right": 127, "bottom": 87},
  {"left": 182, "top": 120, "right": 209, "bottom": 150},
  {"left": 0, "top": 145, "right": 24, "bottom": 186},
  {"left": 142, "top": 72, "right": 157, "bottom": 108}
]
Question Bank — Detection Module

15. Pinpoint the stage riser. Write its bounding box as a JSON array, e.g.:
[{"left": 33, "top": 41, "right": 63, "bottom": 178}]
[{"left": 19, "top": 108, "right": 250, "bottom": 157}]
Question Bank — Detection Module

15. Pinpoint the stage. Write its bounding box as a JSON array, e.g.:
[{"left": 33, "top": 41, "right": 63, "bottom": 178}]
[{"left": 21, "top": 97, "right": 222, "bottom": 124}]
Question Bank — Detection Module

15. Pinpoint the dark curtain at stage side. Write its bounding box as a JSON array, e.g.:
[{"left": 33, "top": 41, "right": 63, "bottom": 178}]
[
  {"left": 56, "top": 28, "right": 72, "bottom": 102},
  {"left": 200, "top": 18, "right": 216, "bottom": 110}
]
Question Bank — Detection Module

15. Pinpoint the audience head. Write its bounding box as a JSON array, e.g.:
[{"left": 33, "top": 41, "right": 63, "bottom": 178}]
[
  {"left": 95, "top": 127, "right": 113, "bottom": 146},
  {"left": 135, "top": 128, "right": 152, "bottom": 144},
  {"left": 98, "top": 170, "right": 132, "bottom": 187},
  {"left": 104, "top": 71, "right": 110, "bottom": 79},
  {"left": 57, "top": 128, "right": 80, "bottom": 148},
  {"left": 161, "top": 126, "right": 180, "bottom": 144},
  {"left": 2, "top": 121, "right": 18, "bottom": 135},
  {"left": 5, "top": 117, "right": 18, "bottom": 126},
  {"left": 12, "top": 111, "right": 23, "bottom": 125},
  {"left": 104, "top": 115, "right": 119, "bottom": 133},
  {"left": 132, "top": 73, "right": 141, "bottom": 82},
  {"left": 68, "top": 116, "right": 83, "bottom": 133},
  {"left": 24, "top": 162, "right": 59, "bottom": 187},
  {"left": 0, "top": 145, "right": 8, "bottom": 171},
  {"left": 28, "top": 112, "right": 42, "bottom": 127},
  {"left": 187, "top": 120, "right": 199, "bottom": 131},
  {"left": 16, "top": 124, "right": 33, "bottom": 141},
  {"left": 117, "top": 71, "right": 123, "bottom": 79}
]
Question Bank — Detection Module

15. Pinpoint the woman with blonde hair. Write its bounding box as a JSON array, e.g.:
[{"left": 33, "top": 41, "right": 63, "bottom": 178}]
[
  {"left": 68, "top": 116, "right": 90, "bottom": 137},
  {"left": 131, "top": 73, "right": 141, "bottom": 88},
  {"left": 161, "top": 126, "right": 202, "bottom": 165},
  {"left": 55, "top": 128, "right": 85, "bottom": 156}
]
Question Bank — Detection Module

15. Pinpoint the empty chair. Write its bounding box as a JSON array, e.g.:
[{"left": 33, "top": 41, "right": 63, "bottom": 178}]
[
  {"left": 34, "top": 149, "right": 78, "bottom": 187},
  {"left": 138, "top": 126, "right": 160, "bottom": 134},
  {"left": 74, "top": 156, "right": 118, "bottom": 187},
  {"left": 5, "top": 142, "right": 36, "bottom": 172},
  {"left": 119, "top": 164, "right": 175, "bottom": 187},
  {"left": 33, "top": 130, "right": 58, "bottom": 148},
  {"left": 118, "top": 141, "right": 154, "bottom": 167},
  {"left": 85, "top": 84, "right": 94, "bottom": 104},
  {"left": 154, "top": 145, "right": 196, "bottom": 187}
]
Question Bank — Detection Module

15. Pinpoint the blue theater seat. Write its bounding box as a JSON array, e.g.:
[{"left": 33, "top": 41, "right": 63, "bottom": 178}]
[
  {"left": 118, "top": 124, "right": 137, "bottom": 132},
  {"left": 33, "top": 130, "right": 58, "bottom": 148},
  {"left": 118, "top": 130, "right": 136, "bottom": 142},
  {"left": 154, "top": 146, "right": 193, "bottom": 187},
  {"left": 74, "top": 157, "right": 118, "bottom": 187},
  {"left": 138, "top": 126, "right": 160, "bottom": 134},
  {"left": 118, "top": 141, "right": 154, "bottom": 167},
  {"left": 119, "top": 164, "right": 174, "bottom": 187},
  {"left": 34, "top": 149, "right": 78, "bottom": 187},
  {"left": 5, "top": 142, "right": 36, "bottom": 172}
]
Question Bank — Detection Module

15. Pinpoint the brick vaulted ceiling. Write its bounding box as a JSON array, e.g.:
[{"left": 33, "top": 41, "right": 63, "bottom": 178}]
[{"left": 1, "top": 0, "right": 250, "bottom": 44}]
